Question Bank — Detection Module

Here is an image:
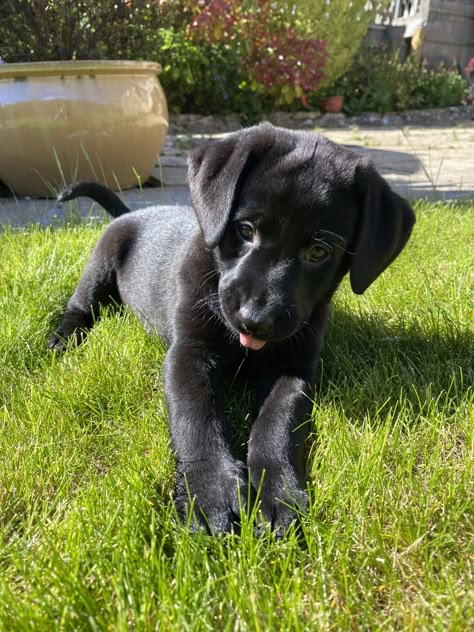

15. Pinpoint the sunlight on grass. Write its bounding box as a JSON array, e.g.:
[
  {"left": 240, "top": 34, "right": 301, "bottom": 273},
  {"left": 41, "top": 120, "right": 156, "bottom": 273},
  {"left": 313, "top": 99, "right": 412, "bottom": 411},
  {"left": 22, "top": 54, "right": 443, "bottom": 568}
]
[{"left": 0, "top": 201, "right": 473, "bottom": 629}]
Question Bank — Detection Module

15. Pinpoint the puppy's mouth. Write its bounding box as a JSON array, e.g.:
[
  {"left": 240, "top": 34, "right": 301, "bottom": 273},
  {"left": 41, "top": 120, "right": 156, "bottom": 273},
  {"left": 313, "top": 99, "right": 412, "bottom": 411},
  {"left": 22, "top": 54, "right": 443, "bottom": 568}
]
[
  {"left": 239, "top": 332, "right": 267, "bottom": 351},
  {"left": 219, "top": 294, "right": 299, "bottom": 350}
]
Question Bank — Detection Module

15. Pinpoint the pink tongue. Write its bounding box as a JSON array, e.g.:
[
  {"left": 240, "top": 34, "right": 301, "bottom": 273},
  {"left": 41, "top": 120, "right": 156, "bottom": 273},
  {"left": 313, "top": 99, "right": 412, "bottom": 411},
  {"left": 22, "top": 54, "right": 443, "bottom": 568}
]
[{"left": 239, "top": 333, "right": 267, "bottom": 351}]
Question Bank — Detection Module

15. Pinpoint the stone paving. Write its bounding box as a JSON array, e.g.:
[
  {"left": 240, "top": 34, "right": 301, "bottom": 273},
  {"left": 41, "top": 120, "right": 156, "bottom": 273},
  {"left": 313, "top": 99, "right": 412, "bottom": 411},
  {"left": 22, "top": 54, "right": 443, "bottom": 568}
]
[{"left": 1, "top": 122, "right": 473, "bottom": 227}]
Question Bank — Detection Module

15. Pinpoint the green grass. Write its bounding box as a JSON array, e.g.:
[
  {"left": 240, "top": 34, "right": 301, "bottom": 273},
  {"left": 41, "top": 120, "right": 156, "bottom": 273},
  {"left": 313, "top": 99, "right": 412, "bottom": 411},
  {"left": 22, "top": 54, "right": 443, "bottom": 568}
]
[{"left": 0, "top": 201, "right": 473, "bottom": 630}]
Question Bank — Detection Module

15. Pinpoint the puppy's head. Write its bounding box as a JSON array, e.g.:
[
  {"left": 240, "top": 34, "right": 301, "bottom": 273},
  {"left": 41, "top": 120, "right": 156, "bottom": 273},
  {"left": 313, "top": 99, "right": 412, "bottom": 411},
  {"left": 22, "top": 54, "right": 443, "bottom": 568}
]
[{"left": 189, "top": 123, "right": 415, "bottom": 350}]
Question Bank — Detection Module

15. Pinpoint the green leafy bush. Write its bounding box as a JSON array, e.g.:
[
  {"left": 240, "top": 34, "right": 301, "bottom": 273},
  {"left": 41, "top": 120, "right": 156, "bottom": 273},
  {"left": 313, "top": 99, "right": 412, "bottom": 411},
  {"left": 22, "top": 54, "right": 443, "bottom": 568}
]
[
  {"left": 324, "top": 44, "right": 409, "bottom": 114},
  {"left": 411, "top": 60, "right": 470, "bottom": 109},
  {"left": 0, "top": 0, "right": 189, "bottom": 62},
  {"left": 282, "top": 0, "right": 390, "bottom": 87},
  {"left": 158, "top": 28, "right": 262, "bottom": 120},
  {"left": 330, "top": 44, "right": 469, "bottom": 115}
]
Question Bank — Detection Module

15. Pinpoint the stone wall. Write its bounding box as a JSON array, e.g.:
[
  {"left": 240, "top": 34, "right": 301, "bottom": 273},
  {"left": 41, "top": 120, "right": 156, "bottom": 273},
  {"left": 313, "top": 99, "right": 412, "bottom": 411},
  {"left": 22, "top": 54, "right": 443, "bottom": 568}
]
[
  {"left": 169, "top": 106, "right": 473, "bottom": 135},
  {"left": 370, "top": 0, "right": 473, "bottom": 71},
  {"left": 424, "top": 0, "right": 474, "bottom": 71}
]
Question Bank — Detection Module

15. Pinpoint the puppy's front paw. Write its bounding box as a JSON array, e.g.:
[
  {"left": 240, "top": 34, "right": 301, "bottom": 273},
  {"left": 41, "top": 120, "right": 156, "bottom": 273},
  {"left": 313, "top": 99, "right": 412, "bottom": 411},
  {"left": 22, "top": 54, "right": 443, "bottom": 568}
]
[
  {"left": 175, "top": 458, "right": 249, "bottom": 535},
  {"left": 48, "top": 332, "right": 66, "bottom": 351},
  {"left": 250, "top": 463, "right": 308, "bottom": 536},
  {"left": 48, "top": 309, "right": 92, "bottom": 351},
  {"left": 48, "top": 327, "right": 86, "bottom": 351}
]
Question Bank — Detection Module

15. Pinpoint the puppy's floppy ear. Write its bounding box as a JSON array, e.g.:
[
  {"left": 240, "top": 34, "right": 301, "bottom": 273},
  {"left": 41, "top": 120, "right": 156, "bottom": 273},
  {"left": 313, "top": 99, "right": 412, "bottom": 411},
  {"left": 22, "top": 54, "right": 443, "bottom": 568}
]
[
  {"left": 188, "top": 135, "right": 253, "bottom": 247},
  {"left": 350, "top": 161, "right": 415, "bottom": 294},
  {"left": 188, "top": 124, "right": 277, "bottom": 247}
]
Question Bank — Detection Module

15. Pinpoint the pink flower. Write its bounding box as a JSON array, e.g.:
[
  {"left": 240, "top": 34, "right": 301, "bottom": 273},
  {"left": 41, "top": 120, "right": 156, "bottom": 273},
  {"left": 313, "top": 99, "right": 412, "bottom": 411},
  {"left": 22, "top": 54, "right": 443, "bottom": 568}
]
[{"left": 465, "top": 57, "right": 474, "bottom": 75}]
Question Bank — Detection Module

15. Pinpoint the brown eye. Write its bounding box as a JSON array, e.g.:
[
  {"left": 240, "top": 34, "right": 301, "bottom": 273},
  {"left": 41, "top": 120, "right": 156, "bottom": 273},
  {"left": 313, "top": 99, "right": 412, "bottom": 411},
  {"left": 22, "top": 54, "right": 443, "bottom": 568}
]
[
  {"left": 236, "top": 222, "right": 255, "bottom": 242},
  {"left": 305, "top": 243, "right": 332, "bottom": 262}
]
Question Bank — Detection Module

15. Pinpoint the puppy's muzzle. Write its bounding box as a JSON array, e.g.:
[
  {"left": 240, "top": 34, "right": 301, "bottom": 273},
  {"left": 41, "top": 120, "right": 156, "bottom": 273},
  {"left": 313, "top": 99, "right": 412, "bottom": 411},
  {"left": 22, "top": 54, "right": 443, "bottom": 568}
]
[{"left": 238, "top": 305, "right": 274, "bottom": 340}]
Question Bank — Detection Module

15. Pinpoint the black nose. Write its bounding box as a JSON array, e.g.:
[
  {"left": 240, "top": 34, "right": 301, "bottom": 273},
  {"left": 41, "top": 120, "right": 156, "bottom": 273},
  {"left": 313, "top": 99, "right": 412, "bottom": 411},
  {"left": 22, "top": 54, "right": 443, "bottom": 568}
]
[{"left": 238, "top": 306, "right": 274, "bottom": 339}]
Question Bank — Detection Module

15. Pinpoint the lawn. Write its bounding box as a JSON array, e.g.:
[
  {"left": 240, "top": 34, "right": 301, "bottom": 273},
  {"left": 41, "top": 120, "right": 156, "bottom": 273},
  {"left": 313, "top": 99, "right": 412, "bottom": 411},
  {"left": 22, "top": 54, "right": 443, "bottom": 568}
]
[{"left": 0, "top": 201, "right": 473, "bottom": 630}]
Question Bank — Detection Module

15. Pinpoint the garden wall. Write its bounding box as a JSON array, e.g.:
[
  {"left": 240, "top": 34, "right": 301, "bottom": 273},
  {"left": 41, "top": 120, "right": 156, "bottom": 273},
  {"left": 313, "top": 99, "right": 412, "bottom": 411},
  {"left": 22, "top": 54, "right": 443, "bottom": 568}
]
[{"left": 424, "top": 0, "right": 474, "bottom": 71}]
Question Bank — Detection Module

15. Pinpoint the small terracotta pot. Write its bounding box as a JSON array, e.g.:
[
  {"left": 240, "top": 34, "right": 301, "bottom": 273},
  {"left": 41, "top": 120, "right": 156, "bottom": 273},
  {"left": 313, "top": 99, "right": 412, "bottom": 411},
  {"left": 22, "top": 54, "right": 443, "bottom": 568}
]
[{"left": 321, "top": 95, "right": 344, "bottom": 114}]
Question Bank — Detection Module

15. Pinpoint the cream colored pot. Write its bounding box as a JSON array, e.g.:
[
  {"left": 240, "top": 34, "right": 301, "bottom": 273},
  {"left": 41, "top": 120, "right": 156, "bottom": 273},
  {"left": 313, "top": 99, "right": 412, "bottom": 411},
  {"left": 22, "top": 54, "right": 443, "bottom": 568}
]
[{"left": 0, "top": 60, "right": 168, "bottom": 196}]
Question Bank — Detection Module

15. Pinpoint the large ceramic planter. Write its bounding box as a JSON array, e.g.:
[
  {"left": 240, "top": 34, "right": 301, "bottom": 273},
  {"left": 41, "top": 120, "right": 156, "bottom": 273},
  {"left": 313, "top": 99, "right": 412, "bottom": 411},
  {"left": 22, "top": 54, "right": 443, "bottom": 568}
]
[{"left": 0, "top": 60, "right": 168, "bottom": 196}]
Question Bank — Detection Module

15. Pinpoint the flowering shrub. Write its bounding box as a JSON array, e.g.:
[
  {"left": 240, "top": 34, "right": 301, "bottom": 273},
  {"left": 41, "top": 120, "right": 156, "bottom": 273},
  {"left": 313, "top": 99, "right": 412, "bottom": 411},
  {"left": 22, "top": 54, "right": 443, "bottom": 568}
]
[
  {"left": 465, "top": 57, "right": 474, "bottom": 77},
  {"left": 188, "top": 0, "right": 328, "bottom": 108},
  {"left": 280, "top": 0, "right": 389, "bottom": 88}
]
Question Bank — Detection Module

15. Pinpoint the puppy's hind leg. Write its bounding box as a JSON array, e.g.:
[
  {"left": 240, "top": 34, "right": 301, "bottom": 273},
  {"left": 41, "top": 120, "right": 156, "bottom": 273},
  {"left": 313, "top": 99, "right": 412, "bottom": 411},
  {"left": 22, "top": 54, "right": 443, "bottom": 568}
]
[{"left": 49, "top": 227, "right": 125, "bottom": 351}]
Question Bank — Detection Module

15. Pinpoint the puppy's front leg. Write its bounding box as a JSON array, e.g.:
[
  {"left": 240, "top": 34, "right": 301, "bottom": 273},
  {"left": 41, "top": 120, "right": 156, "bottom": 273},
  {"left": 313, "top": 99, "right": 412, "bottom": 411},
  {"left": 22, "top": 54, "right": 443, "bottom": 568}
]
[
  {"left": 248, "top": 371, "right": 315, "bottom": 534},
  {"left": 164, "top": 343, "right": 247, "bottom": 534}
]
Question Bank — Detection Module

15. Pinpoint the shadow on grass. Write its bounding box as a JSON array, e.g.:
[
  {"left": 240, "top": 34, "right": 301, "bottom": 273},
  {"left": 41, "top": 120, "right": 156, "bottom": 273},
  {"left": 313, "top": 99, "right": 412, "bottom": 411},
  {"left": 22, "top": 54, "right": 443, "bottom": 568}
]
[
  {"left": 224, "top": 304, "right": 473, "bottom": 458},
  {"left": 318, "top": 305, "right": 473, "bottom": 421}
]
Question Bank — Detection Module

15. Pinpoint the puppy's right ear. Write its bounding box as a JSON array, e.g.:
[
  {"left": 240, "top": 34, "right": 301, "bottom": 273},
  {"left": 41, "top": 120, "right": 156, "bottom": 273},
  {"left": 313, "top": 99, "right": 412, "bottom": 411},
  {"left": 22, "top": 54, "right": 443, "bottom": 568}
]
[{"left": 188, "top": 135, "right": 254, "bottom": 248}]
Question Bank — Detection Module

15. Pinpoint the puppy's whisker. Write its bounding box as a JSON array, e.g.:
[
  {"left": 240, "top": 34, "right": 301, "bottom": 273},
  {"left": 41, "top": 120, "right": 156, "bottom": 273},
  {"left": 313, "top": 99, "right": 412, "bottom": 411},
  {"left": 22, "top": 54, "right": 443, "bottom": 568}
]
[
  {"left": 317, "top": 230, "right": 357, "bottom": 254},
  {"left": 230, "top": 356, "right": 247, "bottom": 388},
  {"left": 191, "top": 311, "right": 207, "bottom": 323},
  {"left": 192, "top": 301, "right": 221, "bottom": 323},
  {"left": 204, "top": 315, "right": 218, "bottom": 327},
  {"left": 199, "top": 270, "right": 219, "bottom": 288},
  {"left": 200, "top": 269, "right": 218, "bottom": 280},
  {"left": 319, "top": 229, "right": 345, "bottom": 243},
  {"left": 333, "top": 243, "right": 357, "bottom": 255},
  {"left": 191, "top": 300, "right": 210, "bottom": 313},
  {"left": 192, "top": 293, "right": 220, "bottom": 312},
  {"left": 314, "top": 238, "right": 335, "bottom": 253},
  {"left": 316, "top": 231, "right": 357, "bottom": 255},
  {"left": 192, "top": 299, "right": 207, "bottom": 310}
]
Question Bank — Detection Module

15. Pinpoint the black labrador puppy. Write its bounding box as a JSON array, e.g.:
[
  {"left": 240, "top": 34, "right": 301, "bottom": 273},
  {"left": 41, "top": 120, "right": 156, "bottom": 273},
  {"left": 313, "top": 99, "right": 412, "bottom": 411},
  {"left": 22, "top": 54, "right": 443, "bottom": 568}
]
[{"left": 50, "top": 123, "right": 415, "bottom": 534}]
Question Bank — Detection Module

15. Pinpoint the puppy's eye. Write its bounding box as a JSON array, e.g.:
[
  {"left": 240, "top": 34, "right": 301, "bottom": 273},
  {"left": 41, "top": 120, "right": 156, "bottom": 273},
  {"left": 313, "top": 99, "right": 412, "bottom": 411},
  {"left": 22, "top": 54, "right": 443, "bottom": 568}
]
[
  {"left": 305, "top": 243, "right": 332, "bottom": 262},
  {"left": 236, "top": 221, "right": 255, "bottom": 242}
]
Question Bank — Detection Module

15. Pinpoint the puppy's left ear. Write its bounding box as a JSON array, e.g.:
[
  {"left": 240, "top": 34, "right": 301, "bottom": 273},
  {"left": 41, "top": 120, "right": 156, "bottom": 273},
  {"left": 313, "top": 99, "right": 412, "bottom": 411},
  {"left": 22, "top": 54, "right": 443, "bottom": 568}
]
[
  {"left": 188, "top": 135, "right": 253, "bottom": 247},
  {"left": 350, "top": 162, "right": 415, "bottom": 294}
]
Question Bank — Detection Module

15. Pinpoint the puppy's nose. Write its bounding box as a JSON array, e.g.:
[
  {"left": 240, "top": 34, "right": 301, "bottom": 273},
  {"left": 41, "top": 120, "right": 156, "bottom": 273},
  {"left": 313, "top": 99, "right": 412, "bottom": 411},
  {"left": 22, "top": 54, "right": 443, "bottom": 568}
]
[{"left": 238, "top": 306, "right": 274, "bottom": 339}]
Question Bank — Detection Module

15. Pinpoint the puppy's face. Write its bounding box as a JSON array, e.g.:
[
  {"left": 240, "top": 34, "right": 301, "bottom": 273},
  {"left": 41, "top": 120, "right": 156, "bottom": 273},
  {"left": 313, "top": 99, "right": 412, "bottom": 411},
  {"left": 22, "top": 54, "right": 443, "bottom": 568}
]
[
  {"left": 216, "top": 177, "right": 358, "bottom": 348},
  {"left": 189, "top": 123, "right": 415, "bottom": 350}
]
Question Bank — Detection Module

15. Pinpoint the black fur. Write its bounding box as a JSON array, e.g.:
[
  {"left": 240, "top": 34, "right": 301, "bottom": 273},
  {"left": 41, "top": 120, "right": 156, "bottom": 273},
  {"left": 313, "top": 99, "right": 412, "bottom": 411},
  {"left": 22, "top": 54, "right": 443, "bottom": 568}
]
[
  {"left": 50, "top": 123, "right": 415, "bottom": 535},
  {"left": 58, "top": 181, "right": 130, "bottom": 217}
]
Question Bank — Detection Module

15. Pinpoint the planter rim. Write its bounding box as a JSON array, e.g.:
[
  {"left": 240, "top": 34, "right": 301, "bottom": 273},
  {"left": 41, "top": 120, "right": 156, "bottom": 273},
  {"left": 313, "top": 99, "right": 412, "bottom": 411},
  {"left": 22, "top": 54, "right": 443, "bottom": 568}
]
[{"left": 0, "top": 60, "right": 162, "bottom": 79}]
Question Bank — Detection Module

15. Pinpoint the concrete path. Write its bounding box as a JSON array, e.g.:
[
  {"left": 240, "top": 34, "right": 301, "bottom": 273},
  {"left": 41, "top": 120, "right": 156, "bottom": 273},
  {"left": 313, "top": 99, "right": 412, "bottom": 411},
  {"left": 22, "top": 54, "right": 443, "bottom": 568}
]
[{"left": 1, "top": 123, "right": 473, "bottom": 227}]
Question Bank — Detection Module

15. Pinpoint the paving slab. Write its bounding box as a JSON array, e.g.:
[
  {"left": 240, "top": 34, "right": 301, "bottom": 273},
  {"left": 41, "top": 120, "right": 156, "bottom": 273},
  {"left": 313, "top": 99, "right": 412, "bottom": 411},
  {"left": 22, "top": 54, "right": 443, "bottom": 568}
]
[
  {"left": 1, "top": 123, "right": 473, "bottom": 227},
  {"left": 322, "top": 125, "right": 474, "bottom": 200}
]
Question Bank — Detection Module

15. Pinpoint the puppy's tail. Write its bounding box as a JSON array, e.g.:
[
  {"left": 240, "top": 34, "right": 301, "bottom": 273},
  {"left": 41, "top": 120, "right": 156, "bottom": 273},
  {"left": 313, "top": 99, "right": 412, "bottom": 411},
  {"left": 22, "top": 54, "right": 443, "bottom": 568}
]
[{"left": 58, "top": 181, "right": 131, "bottom": 218}]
